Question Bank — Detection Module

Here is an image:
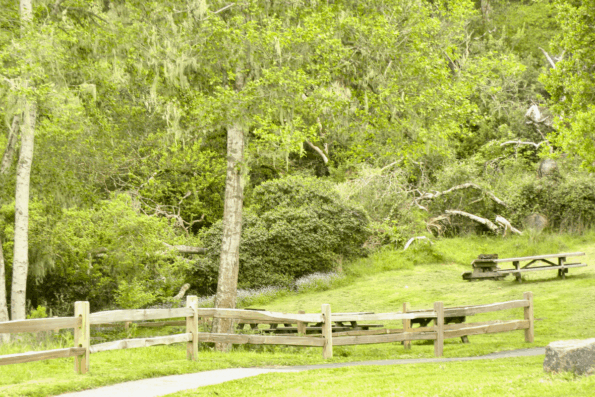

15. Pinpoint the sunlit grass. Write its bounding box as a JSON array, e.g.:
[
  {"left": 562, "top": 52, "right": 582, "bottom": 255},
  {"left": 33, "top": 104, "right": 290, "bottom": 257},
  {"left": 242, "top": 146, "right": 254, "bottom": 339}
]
[
  {"left": 1, "top": 233, "right": 594, "bottom": 396},
  {"left": 168, "top": 356, "right": 595, "bottom": 397}
]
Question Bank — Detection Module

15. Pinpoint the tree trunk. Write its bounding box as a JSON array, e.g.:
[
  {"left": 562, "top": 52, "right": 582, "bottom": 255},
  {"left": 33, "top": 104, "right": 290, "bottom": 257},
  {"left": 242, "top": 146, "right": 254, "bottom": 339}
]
[
  {"left": 0, "top": 236, "right": 9, "bottom": 343},
  {"left": 212, "top": 122, "right": 245, "bottom": 351},
  {"left": 11, "top": 102, "right": 35, "bottom": 321},
  {"left": 0, "top": 116, "right": 19, "bottom": 175}
]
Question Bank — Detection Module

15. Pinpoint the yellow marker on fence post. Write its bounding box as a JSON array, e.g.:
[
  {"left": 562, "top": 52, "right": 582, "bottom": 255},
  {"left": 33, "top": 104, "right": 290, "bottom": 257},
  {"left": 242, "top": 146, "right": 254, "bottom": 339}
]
[
  {"left": 321, "top": 304, "right": 333, "bottom": 359},
  {"left": 523, "top": 291, "right": 534, "bottom": 343},
  {"left": 186, "top": 295, "right": 199, "bottom": 361},
  {"left": 433, "top": 301, "right": 444, "bottom": 357},
  {"left": 402, "top": 302, "right": 411, "bottom": 350},
  {"left": 73, "top": 301, "right": 90, "bottom": 374}
]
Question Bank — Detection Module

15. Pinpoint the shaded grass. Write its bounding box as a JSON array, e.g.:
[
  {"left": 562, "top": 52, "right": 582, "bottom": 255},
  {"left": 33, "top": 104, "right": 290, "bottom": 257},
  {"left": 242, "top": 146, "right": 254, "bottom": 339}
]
[
  {"left": 168, "top": 356, "right": 595, "bottom": 397},
  {"left": 1, "top": 233, "right": 594, "bottom": 396}
]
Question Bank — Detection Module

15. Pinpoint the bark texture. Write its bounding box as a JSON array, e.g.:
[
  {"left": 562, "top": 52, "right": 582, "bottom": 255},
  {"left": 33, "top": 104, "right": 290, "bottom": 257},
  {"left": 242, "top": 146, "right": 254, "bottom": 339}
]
[
  {"left": 0, "top": 236, "right": 9, "bottom": 343},
  {"left": 0, "top": 116, "right": 19, "bottom": 175},
  {"left": 212, "top": 122, "right": 245, "bottom": 351},
  {"left": 11, "top": 102, "right": 36, "bottom": 320}
]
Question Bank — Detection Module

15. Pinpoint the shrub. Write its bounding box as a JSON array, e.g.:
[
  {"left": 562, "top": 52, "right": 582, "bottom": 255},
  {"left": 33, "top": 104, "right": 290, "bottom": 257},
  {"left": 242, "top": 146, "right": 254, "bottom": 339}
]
[{"left": 194, "top": 176, "right": 369, "bottom": 293}]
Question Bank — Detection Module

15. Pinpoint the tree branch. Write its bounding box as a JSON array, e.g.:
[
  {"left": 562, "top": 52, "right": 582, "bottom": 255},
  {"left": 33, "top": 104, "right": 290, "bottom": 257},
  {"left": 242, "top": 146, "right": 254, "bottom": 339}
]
[
  {"left": 306, "top": 140, "right": 329, "bottom": 164},
  {"left": 500, "top": 140, "right": 547, "bottom": 149},
  {"left": 539, "top": 47, "right": 557, "bottom": 69},
  {"left": 495, "top": 215, "right": 522, "bottom": 236},
  {"left": 445, "top": 210, "right": 499, "bottom": 233},
  {"left": 163, "top": 243, "right": 207, "bottom": 255},
  {"left": 418, "top": 183, "right": 507, "bottom": 207}
]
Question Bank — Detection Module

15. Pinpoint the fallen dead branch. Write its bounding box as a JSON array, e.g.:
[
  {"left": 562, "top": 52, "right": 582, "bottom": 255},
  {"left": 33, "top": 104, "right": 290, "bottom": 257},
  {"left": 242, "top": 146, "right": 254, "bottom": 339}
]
[
  {"left": 403, "top": 236, "right": 433, "bottom": 251},
  {"left": 417, "top": 183, "right": 507, "bottom": 208},
  {"left": 495, "top": 215, "right": 523, "bottom": 236},
  {"left": 445, "top": 210, "right": 500, "bottom": 233}
]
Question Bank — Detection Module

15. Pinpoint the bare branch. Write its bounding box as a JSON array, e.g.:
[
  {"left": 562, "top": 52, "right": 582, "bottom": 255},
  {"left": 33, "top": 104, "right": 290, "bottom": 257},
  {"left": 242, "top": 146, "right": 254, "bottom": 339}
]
[
  {"left": 539, "top": 47, "right": 557, "bottom": 69},
  {"left": 172, "top": 283, "right": 191, "bottom": 300},
  {"left": 163, "top": 243, "right": 207, "bottom": 255},
  {"left": 403, "top": 236, "right": 433, "bottom": 251},
  {"left": 495, "top": 215, "right": 523, "bottom": 236},
  {"left": 445, "top": 210, "right": 500, "bottom": 233},
  {"left": 306, "top": 140, "right": 329, "bottom": 164},
  {"left": 500, "top": 140, "right": 547, "bottom": 149},
  {"left": 418, "top": 183, "right": 507, "bottom": 207}
]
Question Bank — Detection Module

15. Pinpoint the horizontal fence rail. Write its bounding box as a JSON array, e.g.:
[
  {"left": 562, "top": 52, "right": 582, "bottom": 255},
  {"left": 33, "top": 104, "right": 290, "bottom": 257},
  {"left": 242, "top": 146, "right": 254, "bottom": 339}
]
[
  {"left": 89, "top": 308, "right": 193, "bottom": 325},
  {"left": 90, "top": 333, "right": 193, "bottom": 354},
  {"left": 0, "top": 292, "right": 535, "bottom": 373},
  {"left": 0, "top": 317, "right": 80, "bottom": 334}
]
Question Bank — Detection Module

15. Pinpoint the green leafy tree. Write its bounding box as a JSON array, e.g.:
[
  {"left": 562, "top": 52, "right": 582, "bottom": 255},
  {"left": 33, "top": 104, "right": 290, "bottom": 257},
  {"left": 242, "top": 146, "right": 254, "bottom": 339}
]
[{"left": 541, "top": 0, "right": 595, "bottom": 168}]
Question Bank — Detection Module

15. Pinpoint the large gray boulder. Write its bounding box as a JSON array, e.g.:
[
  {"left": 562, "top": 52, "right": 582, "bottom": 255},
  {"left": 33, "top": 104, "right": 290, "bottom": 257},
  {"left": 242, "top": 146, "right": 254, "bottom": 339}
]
[{"left": 543, "top": 338, "right": 595, "bottom": 375}]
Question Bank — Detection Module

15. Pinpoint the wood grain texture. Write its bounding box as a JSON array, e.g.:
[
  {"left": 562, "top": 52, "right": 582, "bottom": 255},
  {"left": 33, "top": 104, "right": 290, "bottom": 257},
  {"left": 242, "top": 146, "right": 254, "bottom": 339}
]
[
  {"left": 333, "top": 331, "right": 437, "bottom": 346},
  {"left": 89, "top": 308, "right": 193, "bottom": 324},
  {"left": 89, "top": 333, "right": 192, "bottom": 354},
  {"left": 74, "top": 301, "right": 90, "bottom": 374},
  {"left": 487, "top": 252, "right": 584, "bottom": 263},
  {"left": 186, "top": 296, "right": 199, "bottom": 361},
  {"left": 332, "top": 328, "right": 405, "bottom": 337},
  {"left": 0, "top": 347, "right": 85, "bottom": 366},
  {"left": 0, "top": 316, "right": 80, "bottom": 334},
  {"left": 434, "top": 302, "right": 444, "bottom": 357},
  {"left": 402, "top": 302, "right": 411, "bottom": 350},
  {"left": 197, "top": 308, "right": 323, "bottom": 323},
  {"left": 329, "top": 312, "right": 437, "bottom": 322},
  {"left": 195, "top": 332, "right": 325, "bottom": 347},
  {"left": 498, "top": 264, "right": 586, "bottom": 274},
  {"left": 524, "top": 292, "right": 534, "bottom": 343},
  {"left": 443, "top": 320, "right": 529, "bottom": 339},
  {"left": 135, "top": 320, "right": 186, "bottom": 328},
  {"left": 444, "top": 300, "right": 529, "bottom": 317},
  {"left": 297, "top": 310, "right": 306, "bottom": 335},
  {"left": 322, "top": 304, "right": 333, "bottom": 359}
]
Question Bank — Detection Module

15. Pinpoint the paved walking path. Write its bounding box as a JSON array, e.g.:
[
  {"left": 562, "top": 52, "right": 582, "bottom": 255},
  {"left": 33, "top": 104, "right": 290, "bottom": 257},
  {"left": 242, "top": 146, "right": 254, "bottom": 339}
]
[{"left": 59, "top": 348, "right": 545, "bottom": 397}]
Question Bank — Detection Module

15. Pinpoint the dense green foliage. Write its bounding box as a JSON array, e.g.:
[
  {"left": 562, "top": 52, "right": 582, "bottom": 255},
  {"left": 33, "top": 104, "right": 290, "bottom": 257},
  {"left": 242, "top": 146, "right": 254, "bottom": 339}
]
[
  {"left": 0, "top": 0, "right": 594, "bottom": 314},
  {"left": 196, "top": 177, "right": 369, "bottom": 293}
]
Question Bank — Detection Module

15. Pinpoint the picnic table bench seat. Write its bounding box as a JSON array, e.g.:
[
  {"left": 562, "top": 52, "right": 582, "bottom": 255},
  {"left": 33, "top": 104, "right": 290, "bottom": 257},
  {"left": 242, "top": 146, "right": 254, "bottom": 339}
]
[{"left": 462, "top": 252, "right": 586, "bottom": 282}]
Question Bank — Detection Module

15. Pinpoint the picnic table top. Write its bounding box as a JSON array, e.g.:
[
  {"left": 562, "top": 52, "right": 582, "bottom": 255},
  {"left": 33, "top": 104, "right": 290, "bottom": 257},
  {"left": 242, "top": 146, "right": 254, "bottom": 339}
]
[{"left": 473, "top": 252, "right": 584, "bottom": 264}]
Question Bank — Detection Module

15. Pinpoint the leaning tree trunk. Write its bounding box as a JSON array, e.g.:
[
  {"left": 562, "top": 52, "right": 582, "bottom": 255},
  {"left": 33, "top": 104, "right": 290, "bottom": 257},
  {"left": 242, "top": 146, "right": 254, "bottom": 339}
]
[
  {"left": 11, "top": 102, "right": 35, "bottom": 321},
  {"left": 212, "top": 122, "right": 245, "bottom": 351}
]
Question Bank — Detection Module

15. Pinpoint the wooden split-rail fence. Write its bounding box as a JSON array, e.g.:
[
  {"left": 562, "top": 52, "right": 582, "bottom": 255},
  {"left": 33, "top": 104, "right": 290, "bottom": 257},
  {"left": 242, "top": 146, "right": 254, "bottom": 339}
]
[{"left": 0, "top": 293, "right": 534, "bottom": 374}]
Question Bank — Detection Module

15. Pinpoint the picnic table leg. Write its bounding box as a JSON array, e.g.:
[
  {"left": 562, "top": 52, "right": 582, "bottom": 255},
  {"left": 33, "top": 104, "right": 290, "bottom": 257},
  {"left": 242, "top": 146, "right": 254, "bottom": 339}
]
[{"left": 514, "top": 261, "right": 521, "bottom": 283}]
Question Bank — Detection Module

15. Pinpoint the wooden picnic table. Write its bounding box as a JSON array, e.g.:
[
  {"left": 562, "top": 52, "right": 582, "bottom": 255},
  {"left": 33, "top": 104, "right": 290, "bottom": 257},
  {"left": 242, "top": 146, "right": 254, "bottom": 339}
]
[
  {"left": 462, "top": 252, "right": 586, "bottom": 282},
  {"left": 236, "top": 311, "right": 383, "bottom": 334}
]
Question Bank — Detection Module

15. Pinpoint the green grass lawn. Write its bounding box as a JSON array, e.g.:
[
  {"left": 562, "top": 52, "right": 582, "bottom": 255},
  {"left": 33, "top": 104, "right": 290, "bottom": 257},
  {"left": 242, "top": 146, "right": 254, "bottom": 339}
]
[
  {"left": 1, "top": 233, "right": 594, "bottom": 396},
  {"left": 167, "top": 356, "right": 595, "bottom": 397}
]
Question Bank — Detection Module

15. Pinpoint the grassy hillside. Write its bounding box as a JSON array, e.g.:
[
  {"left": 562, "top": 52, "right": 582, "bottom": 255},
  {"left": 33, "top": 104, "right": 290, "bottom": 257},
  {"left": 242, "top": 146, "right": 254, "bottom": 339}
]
[{"left": 1, "top": 233, "right": 594, "bottom": 396}]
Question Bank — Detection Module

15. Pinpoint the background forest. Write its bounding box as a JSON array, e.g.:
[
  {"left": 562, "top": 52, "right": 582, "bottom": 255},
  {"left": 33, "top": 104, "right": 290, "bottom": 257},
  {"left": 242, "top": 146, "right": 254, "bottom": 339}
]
[{"left": 1, "top": 0, "right": 594, "bottom": 318}]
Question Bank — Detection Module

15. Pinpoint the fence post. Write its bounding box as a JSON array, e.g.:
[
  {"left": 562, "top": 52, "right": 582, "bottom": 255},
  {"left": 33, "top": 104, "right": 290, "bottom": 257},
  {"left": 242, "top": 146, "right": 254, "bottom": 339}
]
[
  {"left": 433, "top": 301, "right": 444, "bottom": 357},
  {"left": 297, "top": 310, "right": 306, "bottom": 335},
  {"left": 321, "top": 304, "right": 333, "bottom": 359},
  {"left": 402, "top": 302, "right": 411, "bottom": 350},
  {"left": 523, "top": 291, "right": 534, "bottom": 343},
  {"left": 74, "top": 301, "right": 90, "bottom": 374},
  {"left": 186, "top": 295, "right": 199, "bottom": 361}
]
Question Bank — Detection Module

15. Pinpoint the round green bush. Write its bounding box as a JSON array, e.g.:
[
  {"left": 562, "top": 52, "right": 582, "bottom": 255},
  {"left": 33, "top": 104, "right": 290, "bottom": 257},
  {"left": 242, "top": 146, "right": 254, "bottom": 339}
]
[{"left": 194, "top": 176, "right": 370, "bottom": 293}]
